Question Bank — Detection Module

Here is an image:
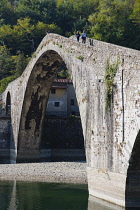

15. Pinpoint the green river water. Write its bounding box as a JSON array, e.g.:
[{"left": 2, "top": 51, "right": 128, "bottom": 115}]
[{"left": 0, "top": 180, "right": 125, "bottom": 210}]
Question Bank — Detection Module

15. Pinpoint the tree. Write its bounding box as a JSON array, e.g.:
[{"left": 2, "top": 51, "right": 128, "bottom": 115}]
[
  {"left": 56, "top": 0, "right": 98, "bottom": 35},
  {"left": 0, "top": 46, "right": 14, "bottom": 79},
  {"left": 0, "top": 46, "right": 31, "bottom": 93},
  {"left": 88, "top": 0, "right": 140, "bottom": 49},
  {"left": 16, "top": 0, "right": 57, "bottom": 24},
  {"left": 0, "top": 0, "right": 18, "bottom": 25},
  {"left": 13, "top": 51, "right": 30, "bottom": 77},
  {"left": 130, "top": 0, "right": 140, "bottom": 25}
]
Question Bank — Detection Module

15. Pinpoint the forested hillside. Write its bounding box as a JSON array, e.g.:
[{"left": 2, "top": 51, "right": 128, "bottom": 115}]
[{"left": 0, "top": 0, "right": 140, "bottom": 92}]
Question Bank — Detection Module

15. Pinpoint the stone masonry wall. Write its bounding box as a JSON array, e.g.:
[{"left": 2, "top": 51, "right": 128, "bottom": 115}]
[
  {"left": 0, "top": 33, "right": 139, "bottom": 170},
  {"left": 0, "top": 33, "right": 140, "bottom": 206},
  {"left": 42, "top": 117, "right": 84, "bottom": 149},
  {"left": 41, "top": 117, "right": 86, "bottom": 161},
  {"left": 0, "top": 117, "right": 11, "bottom": 163}
]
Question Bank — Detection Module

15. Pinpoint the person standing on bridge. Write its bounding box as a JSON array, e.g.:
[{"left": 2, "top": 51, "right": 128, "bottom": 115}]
[
  {"left": 81, "top": 30, "right": 86, "bottom": 44},
  {"left": 76, "top": 31, "right": 80, "bottom": 42},
  {"left": 46, "top": 30, "right": 50, "bottom": 35}
]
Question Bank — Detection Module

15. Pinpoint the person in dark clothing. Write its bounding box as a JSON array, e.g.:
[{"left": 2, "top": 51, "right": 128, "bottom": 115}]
[
  {"left": 76, "top": 31, "right": 80, "bottom": 42},
  {"left": 46, "top": 30, "right": 50, "bottom": 35}
]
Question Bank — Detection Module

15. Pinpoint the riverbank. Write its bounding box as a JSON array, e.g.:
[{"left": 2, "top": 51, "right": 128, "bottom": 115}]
[{"left": 0, "top": 162, "right": 87, "bottom": 184}]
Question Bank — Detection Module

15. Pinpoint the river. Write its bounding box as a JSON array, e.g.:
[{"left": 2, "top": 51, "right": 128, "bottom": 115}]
[{"left": 0, "top": 180, "right": 125, "bottom": 210}]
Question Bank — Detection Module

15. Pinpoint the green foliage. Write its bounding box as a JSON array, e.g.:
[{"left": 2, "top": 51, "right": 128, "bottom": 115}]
[
  {"left": 105, "top": 58, "right": 119, "bottom": 113},
  {"left": 89, "top": 0, "right": 127, "bottom": 40},
  {"left": 56, "top": 43, "right": 62, "bottom": 48},
  {"left": 13, "top": 51, "right": 30, "bottom": 77},
  {"left": 16, "top": 0, "right": 57, "bottom": 24},
  {"left": 130, "top": 0, "right": 140, "bottom": 25},
  {"left": 0, "top": 0, "right": 139, "bottom": 50},
  {"left": 45, "top": 23, "right": 62, "bottom": 34},
  {"left": 57, "top": 70, "right": 71, "bottom": 79},
  {"left": 0, "top": 0, "right": 139, "bottom": 94},
  {"left": 88, "top": 0, "right": 140, "bottom": 49},
  {"left": 0, "top": 46, "right": 15, "bottom": 79},
  {"left": 0, "top": 0, "right": 17, "bottom": 25},
  {"left": 76, "top": 55, "right": 84, "bottom": 61},
  {"left": 0, "top": 75, "right": 17, "bottom": 93},
  {"left": 57, "top": 62, "right": 71, "bottom": 79},
  {"left": 0, "top": 45, "right": 30, "bottom": 92}
]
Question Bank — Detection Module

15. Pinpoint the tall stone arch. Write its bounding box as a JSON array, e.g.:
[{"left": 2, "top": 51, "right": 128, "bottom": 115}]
[{"left": 17, "top": 50, "right": 63, "bottom": 162}]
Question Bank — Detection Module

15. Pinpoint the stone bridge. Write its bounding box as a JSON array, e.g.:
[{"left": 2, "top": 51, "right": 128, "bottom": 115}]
[{"left": 0, "top": 34, "right": 140, "bottom": 207}]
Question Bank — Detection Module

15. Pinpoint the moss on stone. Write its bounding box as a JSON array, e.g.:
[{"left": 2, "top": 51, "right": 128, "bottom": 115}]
[{"left": 105, "top": 58, "right": 119, "bottom": 113}]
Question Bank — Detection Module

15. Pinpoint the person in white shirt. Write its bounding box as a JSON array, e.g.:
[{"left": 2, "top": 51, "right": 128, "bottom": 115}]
[{"left": 81, "top": 30, "right": 86, "bottom": 44}]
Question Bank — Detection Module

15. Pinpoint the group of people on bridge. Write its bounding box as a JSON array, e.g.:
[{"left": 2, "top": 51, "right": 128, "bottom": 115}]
[
  {"left": 45, "top": 29, "right": 93, "bottom": 46},
  {"left": 75, "top": 30, "right": 94, "bottom": 46},
  {"left": 76, "top": 30, "right": 86, "bottom": 43}
]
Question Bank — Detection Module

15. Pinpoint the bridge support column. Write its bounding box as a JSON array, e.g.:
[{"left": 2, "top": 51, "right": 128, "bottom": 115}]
[
  {"left": 87, "top": 167, "right": 126, "bottom": 207},
  {"left": 17, "top": 150, "right": 41, "bottom": 163},
  {"left": 10, "top": 149, "right": 17, "bottom": 164}
]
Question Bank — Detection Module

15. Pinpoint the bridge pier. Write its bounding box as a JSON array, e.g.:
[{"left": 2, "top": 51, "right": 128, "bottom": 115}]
[
  {"left": 17, "top": 150, "right": 41, "bottom": 163},
  {"left": 10, "top": 149, "right": 17, "bottom": 164},
  {"left": 87, "top": 167, "right": 126, "bottom": 207}
]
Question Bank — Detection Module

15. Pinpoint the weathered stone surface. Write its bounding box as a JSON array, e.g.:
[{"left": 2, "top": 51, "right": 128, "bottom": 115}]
[
  {"left": 0, "top": 162, "right": 87, "bottom": 184},
  {"left": 0, "top": 33, "right": 140, "bottom": 206}
]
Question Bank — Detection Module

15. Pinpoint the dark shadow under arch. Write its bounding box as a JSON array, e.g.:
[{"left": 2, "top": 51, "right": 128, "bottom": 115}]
[
  {"left": 0, "top": 91, "right": 15, "bottom": 163},
  {"left": 17, "top": 50, "right": 63, "bottom": 162},
  {"left": 125, "top": 130, "right": 140, "bottom": 208},
  {"left": 6, "top": 92, "right": 11, "bottom": 116},
  {"left": 6, "top": 92, "right": 16, "bottom": 163}
]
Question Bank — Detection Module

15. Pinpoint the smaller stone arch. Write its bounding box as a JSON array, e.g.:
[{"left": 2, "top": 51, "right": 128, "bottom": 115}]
[
  {"left": 6, "top": 92, "right": 11, "bottom": 116},
  {"left": 125, "top": 130, "right": 140, "bottom": 208}
]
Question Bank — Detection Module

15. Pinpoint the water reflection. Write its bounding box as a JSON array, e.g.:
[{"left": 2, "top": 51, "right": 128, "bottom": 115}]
[
  {"left": 0, "top": 180, "right": 128, "bottom": 210},
  {"left": 8, "top": 180, "right": 16, "bottom": 210},
  {"left": 0, "top": 180, "right": 88, "bottom": 210},
  {"left": 88, "top": 195, "right": 125, "bottom": 210}
]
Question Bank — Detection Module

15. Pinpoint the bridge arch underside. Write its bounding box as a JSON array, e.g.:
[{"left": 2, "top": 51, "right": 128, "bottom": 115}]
[
  {"left": 17, "top": 50, "right": 85, "bottom": 163},
  {"left": 17, "top": 50, "right": 63, "bottom": 162},
  {"left": 125, "top": 130, "right": 140, "bottom": 208}
]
